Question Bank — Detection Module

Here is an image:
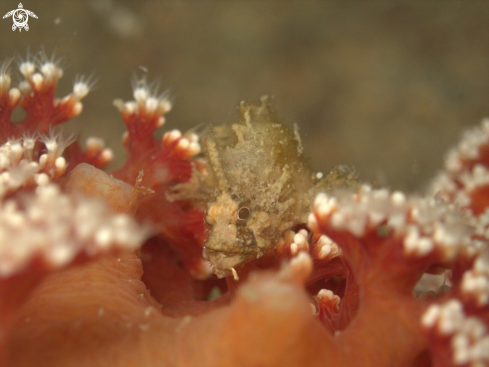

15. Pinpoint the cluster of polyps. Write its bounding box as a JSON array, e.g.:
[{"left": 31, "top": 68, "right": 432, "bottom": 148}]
[
  {"left": 110, "top": 75, "right": 208, "bottom": 278},
  {"left": 0, "top": 132, "right": 71, "bottom": 196},
  {"left": 423, "top": 299, "right": 489, "bottom": 367},
  {"left": 0, "top": 51, "right": 150, "bottom": 281},
  {"left": 275, "top": 228, "right": 340, "bottom": 262},
  {"left": 307, "top": 144, "right": 489, "bottom": 366},
  {"left": 309, "top": 185, "right": 477, "bottom": 261},
  {"left": 417, "top": 119, "right": 489, "bottom": 366},
  {"left": 432, "top": 118, "right": 489, "bottom": 215},
  {"left": 113, "top": 78, "right": 201, "bottom": 161},
  {"left": 162, "top": 129, "right": 201, "bottom": 159},
  {"left": 422, "top": 240, "right": 489, "bottom": 366},
  {"left": 0, "top": 184, "right": 149, "bottom": 277},
  {"left": 0, "top": 52, "right": 115, "bottom": 191},
  {"left": 0, "top": 52, "right": 94, "bottom": 138}
]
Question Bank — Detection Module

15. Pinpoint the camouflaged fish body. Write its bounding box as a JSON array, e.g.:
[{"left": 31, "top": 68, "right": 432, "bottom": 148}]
[{"left": 202, "top": 96, "right": 314, "bottom": 278}]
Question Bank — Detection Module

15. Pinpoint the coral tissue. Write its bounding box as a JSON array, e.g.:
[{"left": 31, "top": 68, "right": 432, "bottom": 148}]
[{"left": 0, "top": 50, "right": 488, "bottom": 367}]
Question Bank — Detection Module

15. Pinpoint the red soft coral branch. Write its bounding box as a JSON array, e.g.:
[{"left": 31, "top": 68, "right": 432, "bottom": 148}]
[{"left": 110, "top": 78, "right": 208, "bottom": 279}]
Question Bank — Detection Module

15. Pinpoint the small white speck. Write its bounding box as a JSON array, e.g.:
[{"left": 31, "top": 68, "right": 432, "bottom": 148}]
[{"left": 139, "top": 324, "right": 149, "bottom": 331}]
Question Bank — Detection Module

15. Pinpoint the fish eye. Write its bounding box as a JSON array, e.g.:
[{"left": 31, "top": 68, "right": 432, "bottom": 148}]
[{"left": 238, "top": 207, "right": 250, "bottom": 221}]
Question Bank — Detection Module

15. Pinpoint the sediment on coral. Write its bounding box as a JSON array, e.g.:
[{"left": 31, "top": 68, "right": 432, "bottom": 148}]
[{"left": 0, "top": 49, "right": 488, "bottom": 367}]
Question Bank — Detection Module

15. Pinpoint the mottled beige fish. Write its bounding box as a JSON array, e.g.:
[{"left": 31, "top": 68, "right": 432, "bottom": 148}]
[
  {"left": 201, "top": 96, "right": 358, "bottom": 278},
  {"left": 200, "top": 96, "right": 316, "bottom": 277}
]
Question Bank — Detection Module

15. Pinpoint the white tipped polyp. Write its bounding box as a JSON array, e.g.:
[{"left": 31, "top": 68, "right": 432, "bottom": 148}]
[
  {"left": 188, "top": 141, "right": 201, "bottom": 156},
  {"left": 461, "top": 271, "right": 489, "bottom": 306},
  {"left": 18, "top": 80, "right": 31, "bottom": 94},
  {"left": 41, "top": 62, "right": 62, "bottom": 80},
  {"left": 36, "top": 184, "right": 61, "bottom": 199},
  {"left": 391, "top": 191, "right": 406, "bottom": 206},
  {"left": 95, "top": 227, "right": 113, "bottom": 248},
  {"left": 5, "top": 209, "right": 26, "bottom": 228},
  {"left": 421, "top": 304, "right": 441, "bottom": 328},
  {"left": 289, "top": 251, "right": 313, "bottom": 282},
  {"left": 315, "top": 194, "right": 337, "bottom": 217},
  {"left": 290, "top": 242, "right": 298, "bottom": 256},
  {"left": 318, "top": 244, "right": 331, "bottom": 259},
  {"left": 34, "top": 173, "right": 50, "bottom": 186},
  {"left": 403, "top": 227, "right": 434, "bottom": 257},
  {"left": 22, "top": 137, "right": 36, "bottom": 150},
  {"left": 185, "top": 133, "right": 199, "bottom": 143},
  {"left": 43, "top": 138, "right": 58, "bottom": 154},
  {"left": 31, "top": 73, "right": 44, "bottom": 90},
  {"left": 156, "top": 117, "right": 165, "bottom": 127},
  {"left": 10, "top": 141, "right": 24, "bottom": 156},
  {"left": 72, "top": 102, "right": 83, "bottom": 116},
  {"left": 317, "top": 235, "right": 337, "bottom": 260},
  {"left": 86, "top": 137, "right": 105, "bottom": 151},
  {"left": 133, "top": 87, "right": 149, "bottom": 103},
  {"left": 39, "top": 154, "right": 48, "bottom": 167},
  {"left": 452, "top": 334, "right": 470, "bottom": 365},
  {"left": 160, "top": 99, "right": 172, "bottom": 113},
  {"left": 372, "top": 188, "right": 389, "bottom": 201},
  {"left": 163, "top": 129, "right": 182, "bottom": 145},
  {"left": 314, "top": 192, "right": 328, "bottom": 207},
  {"left": 41, "top": 62, "right": 55, "bottom": 77},
  {"left": 193, "top": 259, "right": 213, "bottom": 279},
  {"left": 417, "top": 237, "right": 434, "bottom": 256},
  {"left": 113, "top": 99, "right": 125, "bottom": 112},
  {"left": 317, "top": 289, "right": 334, "bottom": 300},
  {"left": 177, "top": 138, "right": 190, "bottom": 151},
  {"left": 47, "top": 245, "right": 74, "bottom": 266},
  {"left": 145, "top": 97, "right": 159, "bottom": 112},
  {"left": 8, "top": 88, "right": 20, "bottom": 105},
  {"left": 293, "top": 231, "right": 307, "bottom": 246},
  {"left": 307, "top": 212, "right": 319, "bottom": 232},
  {"left": 438, "top": 300, "right": 464, "bottom": 335},
  {"left": 19, "top": 61, "right": 35, "bottom": 78},
  {"left": 0, "top": 172, "right": 11, "bottom": 184},
  {"left": 101, "top": 148, "right": 114, "bottom": 163},
  {"left": 0, "top": 74, "right": 11, "bottom": 92},
  {"left": 72, "top": 82, "right": 90, "bottom": 100},
  {"left": 474, "top": 252, "right": 489, "bottom": 273},
  {"left": 330, "top": 211, "right": 346, "bottom": 229},
  {"left": 55, "top": 157, "right": 67, "bottom": 170},
  {"left": 124, "top": 101, "right": 137, "bottom": 114}
]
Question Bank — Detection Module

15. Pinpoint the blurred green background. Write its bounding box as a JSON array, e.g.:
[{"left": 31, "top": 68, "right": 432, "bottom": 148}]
[{"left": 1, "top": 0, "right": 488, "bottom": 192}]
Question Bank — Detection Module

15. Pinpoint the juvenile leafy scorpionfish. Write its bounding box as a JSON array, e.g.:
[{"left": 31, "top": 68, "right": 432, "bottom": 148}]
[{"left": 201, "top": 96, "right": 322, "bottom": 278}]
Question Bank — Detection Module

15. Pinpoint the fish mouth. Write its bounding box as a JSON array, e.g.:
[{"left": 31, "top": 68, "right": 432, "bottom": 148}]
[
  {"left": 202, "top": 247, "right": 255, "bottom": 261},
  {"left": 203, "top": 244, "right": 258, "bottom": 260},
  {"left": 202, "top": 247, "right": 256, "bottom": 278}
]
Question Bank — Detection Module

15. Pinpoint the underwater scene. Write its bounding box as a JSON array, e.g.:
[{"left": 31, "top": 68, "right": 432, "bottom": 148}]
[{"left": 0, "top": 1, "right": 489, "bottom": 366}]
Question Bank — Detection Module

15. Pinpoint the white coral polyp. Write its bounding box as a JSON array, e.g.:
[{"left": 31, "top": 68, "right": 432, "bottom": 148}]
[
  {"left": 423, "top": 298, "right": 489, "bottom": 366},
  {"left": 0, "top": 184, "right": 150, "bottom": 278},
  {"left": 311, "top": 185, "right": 476, "bottom": 261}
]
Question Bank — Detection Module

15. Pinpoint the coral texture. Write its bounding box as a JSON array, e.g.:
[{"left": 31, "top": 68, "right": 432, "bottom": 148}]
[{"left": 0, "top": 50, "right": 488, "bottom": 367}]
